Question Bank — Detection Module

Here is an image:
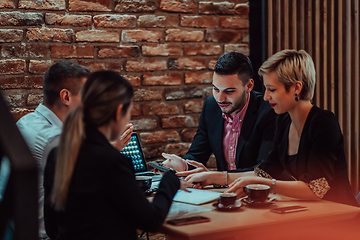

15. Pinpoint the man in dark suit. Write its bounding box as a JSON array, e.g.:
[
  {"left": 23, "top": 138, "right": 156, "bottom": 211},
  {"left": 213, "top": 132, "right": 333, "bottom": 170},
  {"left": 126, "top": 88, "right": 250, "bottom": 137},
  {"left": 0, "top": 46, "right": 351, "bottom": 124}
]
[{"left": 163, "top": 52, "right": 276, "bottom": 176}]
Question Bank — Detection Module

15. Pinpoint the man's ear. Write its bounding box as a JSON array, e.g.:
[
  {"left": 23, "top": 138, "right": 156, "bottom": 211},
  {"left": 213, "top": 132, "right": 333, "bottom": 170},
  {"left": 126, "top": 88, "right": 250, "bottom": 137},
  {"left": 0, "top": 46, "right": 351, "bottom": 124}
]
[
  {"left": 59, "top": 89, "right": 71, "bottom": 106},
  {"left": 245, "top": 79, "right": 254, "bottom": 93},
  {"left": 115, "top": 104, "right": 124, "bottom": 121}
]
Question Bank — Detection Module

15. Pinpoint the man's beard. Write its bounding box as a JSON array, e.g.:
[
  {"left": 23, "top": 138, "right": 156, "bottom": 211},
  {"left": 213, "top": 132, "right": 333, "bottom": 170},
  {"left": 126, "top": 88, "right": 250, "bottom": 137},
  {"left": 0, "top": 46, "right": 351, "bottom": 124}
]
[{"left": 218, "top": 92, "right": 247, "bottom": 116}]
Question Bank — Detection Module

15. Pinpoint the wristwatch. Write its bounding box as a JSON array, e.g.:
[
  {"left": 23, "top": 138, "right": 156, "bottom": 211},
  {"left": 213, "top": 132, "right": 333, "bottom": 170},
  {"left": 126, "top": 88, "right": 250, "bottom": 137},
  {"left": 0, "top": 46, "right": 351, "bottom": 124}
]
[{"left": 271, "top": 179, "right": 276, "bottom": 194}]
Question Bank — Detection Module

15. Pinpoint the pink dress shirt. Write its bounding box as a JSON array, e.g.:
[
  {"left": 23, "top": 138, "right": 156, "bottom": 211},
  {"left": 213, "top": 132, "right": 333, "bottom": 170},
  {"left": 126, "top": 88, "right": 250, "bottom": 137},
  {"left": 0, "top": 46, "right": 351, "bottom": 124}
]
[{"left": 222, "top": 93, "right": 250, "bottom": 170}]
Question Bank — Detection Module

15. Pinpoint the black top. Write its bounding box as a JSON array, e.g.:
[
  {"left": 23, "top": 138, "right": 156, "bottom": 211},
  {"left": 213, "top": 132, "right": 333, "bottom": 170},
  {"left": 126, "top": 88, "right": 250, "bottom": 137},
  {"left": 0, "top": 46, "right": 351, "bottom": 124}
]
[
  {"left": 44, "top": 128, "right": 180, "bottom": 240},
  {"left": 286, "top": 154, "right": 298, "bottom": 177},
  {"left": 183, "top": 91, "right": 276, "bottom": 172},
  {"left": 259, "top": 106, "right": 358, "bottom": 206}
]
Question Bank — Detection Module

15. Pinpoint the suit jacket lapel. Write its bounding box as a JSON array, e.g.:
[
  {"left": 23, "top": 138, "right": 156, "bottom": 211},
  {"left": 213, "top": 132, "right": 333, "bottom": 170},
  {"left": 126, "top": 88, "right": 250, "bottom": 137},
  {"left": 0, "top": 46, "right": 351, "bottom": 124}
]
[
  {"left": 278, "top": 115, "right": 291, "bottom": 170},
  {"left": 209, "top": 103, "right": 226, "bottom": 170},
  {"left": 235, "top": 91, "right": 257, "bottom": 165}
]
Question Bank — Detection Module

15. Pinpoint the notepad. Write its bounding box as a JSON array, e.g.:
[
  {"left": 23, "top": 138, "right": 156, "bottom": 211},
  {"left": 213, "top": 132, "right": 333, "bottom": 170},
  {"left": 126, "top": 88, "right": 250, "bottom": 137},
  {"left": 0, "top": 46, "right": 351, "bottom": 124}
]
[
  {"left": 167, "top": 202, "right": 212, "bottom": 219},
  {"left": 173, "top": 189, "right": 221, "bottom": 205}
]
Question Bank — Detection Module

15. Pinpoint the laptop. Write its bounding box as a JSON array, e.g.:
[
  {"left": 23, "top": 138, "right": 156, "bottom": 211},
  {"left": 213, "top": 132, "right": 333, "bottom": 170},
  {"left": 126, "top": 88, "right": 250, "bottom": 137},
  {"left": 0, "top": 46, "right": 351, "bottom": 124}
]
[{"left": 120, "top": 132, "right": 162, "bottom": 182}]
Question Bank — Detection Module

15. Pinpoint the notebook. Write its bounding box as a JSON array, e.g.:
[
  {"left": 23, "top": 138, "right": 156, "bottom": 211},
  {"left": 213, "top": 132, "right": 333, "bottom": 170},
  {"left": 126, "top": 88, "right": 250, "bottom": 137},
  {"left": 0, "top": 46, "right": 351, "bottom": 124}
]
[
  {"left": 120, "top": 132, "right": 162, "bottom": 181},
  {"left": 173, "top": 188, "right": 221, "bottom": 205}
]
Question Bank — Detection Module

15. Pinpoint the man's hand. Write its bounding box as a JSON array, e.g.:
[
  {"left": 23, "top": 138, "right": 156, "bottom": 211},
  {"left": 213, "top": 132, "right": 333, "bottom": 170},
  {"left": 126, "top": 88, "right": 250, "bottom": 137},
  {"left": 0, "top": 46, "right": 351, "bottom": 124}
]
[
  {"left": 179, "top": 180, "right": 193, "bottom": 192},
  {"left": 185, "top": 172, "right": 214, "bottom": 189},
  {"left": 111, "top": 124, "right": 133, "bottom": 151},
  {"left": 176, "top": 160, "right": 209, "bottom": 177},
  {"left": 162, "top": 153, "right": 186, "bottom": 172}
]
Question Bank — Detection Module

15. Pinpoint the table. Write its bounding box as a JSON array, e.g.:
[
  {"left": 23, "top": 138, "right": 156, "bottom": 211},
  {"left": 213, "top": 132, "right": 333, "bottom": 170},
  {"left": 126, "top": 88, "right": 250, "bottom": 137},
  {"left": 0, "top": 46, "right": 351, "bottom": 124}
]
[{"left": 161, "top": 193, "right": 360, "bottom": 240}]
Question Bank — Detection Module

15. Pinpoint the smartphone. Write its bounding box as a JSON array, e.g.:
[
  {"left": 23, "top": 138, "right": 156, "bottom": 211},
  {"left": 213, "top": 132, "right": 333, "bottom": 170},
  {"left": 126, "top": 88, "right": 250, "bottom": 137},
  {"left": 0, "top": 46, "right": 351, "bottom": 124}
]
[
  {"left": 166, "top": 216, "right": 210, "bottom": 226},
  {"left": 270, "top": 205, "right": 308, "bottom": 214},
  {"left": 149, "top": 161, "right": 176, "bottom": 173}
]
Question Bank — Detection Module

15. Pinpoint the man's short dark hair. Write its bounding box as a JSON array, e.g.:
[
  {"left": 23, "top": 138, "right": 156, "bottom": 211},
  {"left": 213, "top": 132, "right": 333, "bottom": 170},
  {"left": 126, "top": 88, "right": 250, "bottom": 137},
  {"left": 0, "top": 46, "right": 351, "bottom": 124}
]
[
  {"left": 43, "top": 61, "right": 91, "bottom": 106},
  {"left": 214, "top": 52, "right": 253, "bottom": 85}
]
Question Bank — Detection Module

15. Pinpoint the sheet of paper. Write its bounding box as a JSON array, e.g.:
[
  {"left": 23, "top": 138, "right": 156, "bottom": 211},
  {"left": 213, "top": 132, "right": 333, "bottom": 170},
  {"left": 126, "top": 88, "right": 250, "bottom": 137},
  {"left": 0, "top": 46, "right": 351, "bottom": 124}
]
[
  {"left": 167, "top": 202, "right": 212, "bottom": 219},
  {"left": 173, "top": 188, "right": 221, "bottom": 205}
]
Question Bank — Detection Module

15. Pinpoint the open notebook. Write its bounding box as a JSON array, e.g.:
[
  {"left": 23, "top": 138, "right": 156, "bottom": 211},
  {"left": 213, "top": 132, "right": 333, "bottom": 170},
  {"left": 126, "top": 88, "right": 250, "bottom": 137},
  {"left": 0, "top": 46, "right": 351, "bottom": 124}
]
[{"left": 173, "top": 189, "right": 221, "bottom": 205}]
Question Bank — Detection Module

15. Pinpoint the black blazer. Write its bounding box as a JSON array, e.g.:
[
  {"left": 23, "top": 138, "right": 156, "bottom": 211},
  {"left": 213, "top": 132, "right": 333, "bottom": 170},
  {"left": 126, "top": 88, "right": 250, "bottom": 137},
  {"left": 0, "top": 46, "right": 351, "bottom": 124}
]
[
  {"left": 183, "top": 91, "right": 276, "bottom": 172},
  {"left": 259, "top": 106, "right": 358, "bottom": 206},
  {"left": 44, "top": 128, "right": 180, "bottom": 240}
]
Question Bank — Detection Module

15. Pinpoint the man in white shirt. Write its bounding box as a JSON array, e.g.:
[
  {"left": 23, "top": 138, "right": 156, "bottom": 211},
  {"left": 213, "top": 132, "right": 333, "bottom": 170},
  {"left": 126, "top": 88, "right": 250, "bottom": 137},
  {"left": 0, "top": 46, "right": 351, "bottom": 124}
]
[{"left": 16, "top": 61, "right": 91, "bottom": 239}]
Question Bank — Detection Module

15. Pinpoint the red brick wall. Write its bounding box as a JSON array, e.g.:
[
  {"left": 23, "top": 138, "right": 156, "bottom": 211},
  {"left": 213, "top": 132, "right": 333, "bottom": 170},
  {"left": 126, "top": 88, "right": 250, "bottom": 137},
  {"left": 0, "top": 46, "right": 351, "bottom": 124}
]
[{"left": 0, "top": 0, "right": 249, "bottom": 163}]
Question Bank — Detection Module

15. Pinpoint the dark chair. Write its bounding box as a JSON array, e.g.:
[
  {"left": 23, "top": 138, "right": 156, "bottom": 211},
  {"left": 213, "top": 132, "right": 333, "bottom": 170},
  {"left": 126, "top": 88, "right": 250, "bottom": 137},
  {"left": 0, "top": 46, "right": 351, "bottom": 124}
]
[{"left": 0, "top": 91, "right": 38, "bottom": 240}]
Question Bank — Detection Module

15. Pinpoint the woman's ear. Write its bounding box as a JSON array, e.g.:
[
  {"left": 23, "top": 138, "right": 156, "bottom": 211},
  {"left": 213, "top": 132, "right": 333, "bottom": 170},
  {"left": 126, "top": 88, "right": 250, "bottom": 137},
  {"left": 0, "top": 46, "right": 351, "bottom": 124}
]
[
  {"left": 115, "top": 104, "right": 124, "bottom": 122},
  {"left": 294, "top": 81, "right": 303, "bottom": 95}
]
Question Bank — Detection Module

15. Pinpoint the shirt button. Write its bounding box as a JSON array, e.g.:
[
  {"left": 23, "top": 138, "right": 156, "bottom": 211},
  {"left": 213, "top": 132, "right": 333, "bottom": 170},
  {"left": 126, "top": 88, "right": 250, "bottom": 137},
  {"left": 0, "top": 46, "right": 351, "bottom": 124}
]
[
  {"left": 232, "top": 129, "right": 235, "bottom": 131},
  {"left": 231, "top": 164, "right": 234, "bottom": 166},
  {"left": 230, "top": 146, "right": 233, "bottom": 150}
]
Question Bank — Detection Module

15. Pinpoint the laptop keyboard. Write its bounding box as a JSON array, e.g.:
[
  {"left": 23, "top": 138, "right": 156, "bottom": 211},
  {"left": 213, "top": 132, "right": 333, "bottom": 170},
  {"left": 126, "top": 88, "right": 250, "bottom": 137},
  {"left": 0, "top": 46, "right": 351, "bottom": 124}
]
[
  {"left": 135, "top": 171, "right": 162, "bottom": 182},
  {"left": 135, "top": 171, "right": 154, "bottom": 176},
  {"left": 152, "top": 174, "right": 162, "bottom": 182}
]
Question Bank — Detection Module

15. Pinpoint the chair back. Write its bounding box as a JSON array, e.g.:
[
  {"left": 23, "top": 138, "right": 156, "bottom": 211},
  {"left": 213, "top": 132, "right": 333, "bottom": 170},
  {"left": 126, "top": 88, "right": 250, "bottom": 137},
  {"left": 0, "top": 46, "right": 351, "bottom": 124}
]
[{"left": 0, "top": 91, "right": 38, "bottom": 240}]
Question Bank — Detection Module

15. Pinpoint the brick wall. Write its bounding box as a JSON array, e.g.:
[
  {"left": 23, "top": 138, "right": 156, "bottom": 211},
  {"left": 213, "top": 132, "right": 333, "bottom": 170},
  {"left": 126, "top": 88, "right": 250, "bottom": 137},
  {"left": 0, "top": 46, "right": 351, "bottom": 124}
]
[{"left": 0, "top": 0, "right": 249, "bottom": 165}]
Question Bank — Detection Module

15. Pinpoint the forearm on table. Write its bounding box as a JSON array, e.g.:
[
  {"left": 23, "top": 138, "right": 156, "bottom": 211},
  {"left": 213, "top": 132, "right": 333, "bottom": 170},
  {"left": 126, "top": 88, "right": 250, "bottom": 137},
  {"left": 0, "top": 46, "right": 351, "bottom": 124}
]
[
  {"left": 275, "top": 180, "right": 320, "bottom": 200},
  {"left": 227, "top": 171, "right": 255, "bottom": 184},
  {"left": 207, "top": 171, "right": 255, "bottom": 185},
  {"left": 250, "top": 178, "right": 320, "bottom": 200}
]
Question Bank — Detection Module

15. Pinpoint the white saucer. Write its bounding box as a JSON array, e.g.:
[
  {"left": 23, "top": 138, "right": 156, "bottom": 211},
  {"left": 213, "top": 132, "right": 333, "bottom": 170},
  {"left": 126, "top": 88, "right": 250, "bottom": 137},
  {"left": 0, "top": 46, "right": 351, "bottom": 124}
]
[
  {"left": 213, "top": 201, "right": 242, "bottom": 211},
  {"left": 241, "top": 197, "right": 277, "bottom": 208}
]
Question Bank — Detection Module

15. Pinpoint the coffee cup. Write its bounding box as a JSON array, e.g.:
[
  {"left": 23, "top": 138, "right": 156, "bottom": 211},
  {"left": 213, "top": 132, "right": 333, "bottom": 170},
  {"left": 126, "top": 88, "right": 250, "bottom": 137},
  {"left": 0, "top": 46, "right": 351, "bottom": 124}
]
[
  {"left": 136, "top": 176, "right": 152, "bottom": 192},
  {"left": 243, "top": 184, "right": 270, "bottom": 203},
  {"left": 219, "top": 193, "right": 237, "bottom": 207}
]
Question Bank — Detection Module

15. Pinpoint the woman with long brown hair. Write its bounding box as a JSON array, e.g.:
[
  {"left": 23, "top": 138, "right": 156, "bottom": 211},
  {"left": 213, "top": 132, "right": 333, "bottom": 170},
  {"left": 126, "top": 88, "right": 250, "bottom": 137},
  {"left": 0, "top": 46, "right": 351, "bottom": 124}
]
[{"left": 44, "top": 70, "right": 189, "bottom": 240}]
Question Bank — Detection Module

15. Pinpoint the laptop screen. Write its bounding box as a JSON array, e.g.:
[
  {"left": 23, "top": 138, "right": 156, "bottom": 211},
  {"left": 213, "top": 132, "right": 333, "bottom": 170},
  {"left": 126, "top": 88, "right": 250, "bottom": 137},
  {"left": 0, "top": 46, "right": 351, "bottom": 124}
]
[{"left": 120, "top": 132, "right": 148, "bottom": 173}]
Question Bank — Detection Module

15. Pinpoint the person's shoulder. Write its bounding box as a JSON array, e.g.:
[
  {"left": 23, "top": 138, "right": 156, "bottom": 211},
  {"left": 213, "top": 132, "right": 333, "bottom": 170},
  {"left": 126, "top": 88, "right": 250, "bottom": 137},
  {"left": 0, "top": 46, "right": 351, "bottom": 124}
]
[
  {"left": 311, "top": 105, "right": 335, "bottom": 117},
  {"left": 304, "top": 106, "right": 343, "bottom": 141},
  {"left": 80, "top": 140, "right": 130, "bottom": 175},
  {"left": 251, "top": 90, "right": 265, "bottom": 99},
  {"left": 204, "top": 96, "right": 216, "bottom": 105},
  {"left": 308, "top": 105, "right": 338, "bottom": 126},
  {"left": 250, "top": 91, "right": 267, "bottom": 107},
  {"left": 18, "top": 116, "right": 61, "bottom": 140},
  {"left": 16, "top": 110, "right": 36, "bottom": 126},
  {"left": 102, "top": 150, "right": 132, "bottom": 174},
  {"left": 250, "top": 91, "right": 275, "bottom": 116},
  {"left": 17, "top": 107, "right": 54, "bottom": 129},
  {"left": 83, "top": 135, "right": 129, "bottom": 165},
  {"left": 203, "top": 96, "right": 219, "bottom": 112}
]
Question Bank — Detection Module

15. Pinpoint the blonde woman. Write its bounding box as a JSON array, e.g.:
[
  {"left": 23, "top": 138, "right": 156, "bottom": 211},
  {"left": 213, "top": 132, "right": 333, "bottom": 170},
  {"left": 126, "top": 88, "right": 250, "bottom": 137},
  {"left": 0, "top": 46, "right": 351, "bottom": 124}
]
[
  {"left": 44, "top": 71, "right": 190, "bottom": 240},
  {"left": 186, "top": 50, "right": 357, "bottom": 206}
]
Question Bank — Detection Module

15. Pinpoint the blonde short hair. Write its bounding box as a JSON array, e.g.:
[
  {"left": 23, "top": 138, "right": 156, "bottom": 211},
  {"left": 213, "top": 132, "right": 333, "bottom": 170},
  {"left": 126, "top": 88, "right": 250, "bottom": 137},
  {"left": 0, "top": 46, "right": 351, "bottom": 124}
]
[{"left": 258, "top": 49, "right": 316, "bottom": 100}]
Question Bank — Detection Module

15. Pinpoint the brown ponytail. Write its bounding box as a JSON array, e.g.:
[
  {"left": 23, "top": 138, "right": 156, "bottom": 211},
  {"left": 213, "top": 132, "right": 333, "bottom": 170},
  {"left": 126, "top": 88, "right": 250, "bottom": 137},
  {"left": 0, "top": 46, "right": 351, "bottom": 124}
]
[
  {"left": 51, "top": 70, "right": 133, "bottom": 210},
  {"left": 51, "top": 106, "right": 84, "bottom": 210}
]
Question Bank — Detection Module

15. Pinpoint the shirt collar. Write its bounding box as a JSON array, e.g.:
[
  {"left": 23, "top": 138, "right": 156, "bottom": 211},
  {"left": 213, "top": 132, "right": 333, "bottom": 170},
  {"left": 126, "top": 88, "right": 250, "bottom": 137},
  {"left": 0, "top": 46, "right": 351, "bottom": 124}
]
[
  {"left": 35, "top": 104, "right": 63, "bottom": 129},
  {"left": 222, "top": 92, "right": 250, "bottom": 123}
]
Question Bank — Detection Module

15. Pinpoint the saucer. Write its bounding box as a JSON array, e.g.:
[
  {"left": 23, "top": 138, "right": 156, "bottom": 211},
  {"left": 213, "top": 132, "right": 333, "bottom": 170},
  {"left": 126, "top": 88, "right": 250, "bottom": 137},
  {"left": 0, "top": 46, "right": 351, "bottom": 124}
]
[
  {"left": 212, "top": 201, "right": 242, "bottom": 211},
  {"left": 241, "top": 197, "right": 277, "bottom": 208}
]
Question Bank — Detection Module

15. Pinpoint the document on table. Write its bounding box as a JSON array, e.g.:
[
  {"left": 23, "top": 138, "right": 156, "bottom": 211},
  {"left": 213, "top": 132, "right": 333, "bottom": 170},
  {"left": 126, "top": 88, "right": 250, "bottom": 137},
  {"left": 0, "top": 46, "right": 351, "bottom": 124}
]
[
  {"left": 173, "top": 188, "right": 221, "bottom": 205},
  {"left": 167, "top": 202, "right": 212, "bottom": 219}
]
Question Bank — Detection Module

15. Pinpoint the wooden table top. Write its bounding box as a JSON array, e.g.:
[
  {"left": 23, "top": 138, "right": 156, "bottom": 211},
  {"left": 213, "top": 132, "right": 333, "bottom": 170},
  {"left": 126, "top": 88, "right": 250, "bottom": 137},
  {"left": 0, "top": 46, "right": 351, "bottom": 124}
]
[{"left": 161, "top": 192, "right": 360, "bottom": 240}]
